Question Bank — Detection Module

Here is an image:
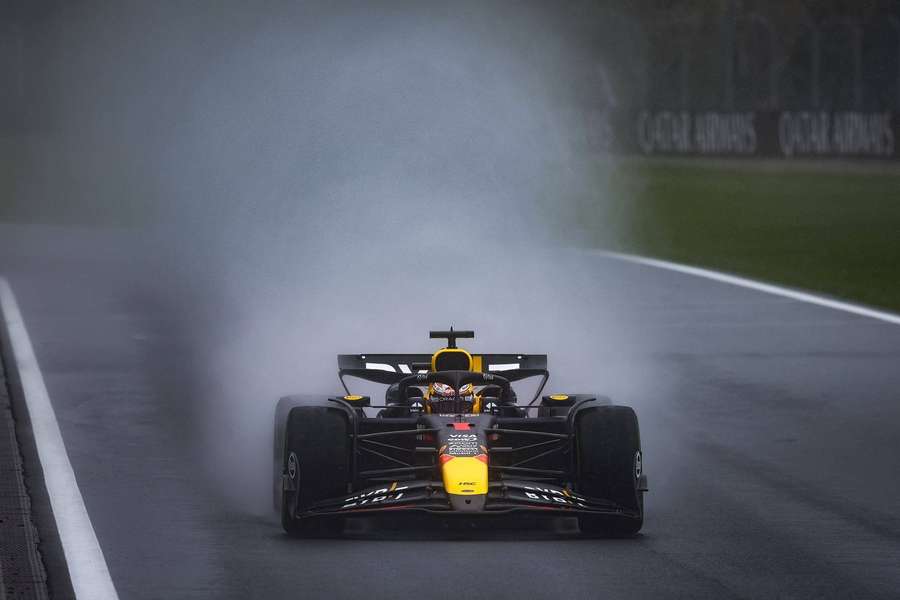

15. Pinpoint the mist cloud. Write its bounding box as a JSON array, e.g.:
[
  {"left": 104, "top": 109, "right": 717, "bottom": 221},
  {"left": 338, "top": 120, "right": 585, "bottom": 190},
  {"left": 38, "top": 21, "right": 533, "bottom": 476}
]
[{"left": 20, "top": 1, "right": 652, "bottom": 514}]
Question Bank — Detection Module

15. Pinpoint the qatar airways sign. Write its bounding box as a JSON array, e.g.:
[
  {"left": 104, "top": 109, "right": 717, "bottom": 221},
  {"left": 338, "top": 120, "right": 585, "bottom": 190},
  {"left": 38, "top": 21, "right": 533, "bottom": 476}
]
[
  {"left": 778, "top": 112, "right": 895, "bottom": 158},
  {"left": 636, "top": 111, "right": 757, "bottom": 155},
  {"left": 617, "top": 110, "right": 898, "bottom": 159}
]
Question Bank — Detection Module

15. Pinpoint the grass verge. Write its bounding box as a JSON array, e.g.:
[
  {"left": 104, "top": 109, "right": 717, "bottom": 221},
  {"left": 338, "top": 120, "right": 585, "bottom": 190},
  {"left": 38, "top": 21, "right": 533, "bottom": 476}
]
[{"left": 598, "top": 160, "right": 900, "bottom": 313}]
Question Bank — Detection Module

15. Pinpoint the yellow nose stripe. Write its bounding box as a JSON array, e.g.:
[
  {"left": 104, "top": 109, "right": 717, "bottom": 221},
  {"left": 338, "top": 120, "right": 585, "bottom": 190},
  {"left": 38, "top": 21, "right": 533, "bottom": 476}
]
[{"left": 441, "top": 455, "right": 488, "bottom": 495}]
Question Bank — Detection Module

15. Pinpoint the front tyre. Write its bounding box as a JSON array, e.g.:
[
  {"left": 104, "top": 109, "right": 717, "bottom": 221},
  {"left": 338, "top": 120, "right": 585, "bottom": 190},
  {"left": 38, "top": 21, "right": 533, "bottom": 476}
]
[
  {"left": 280, "top": 406, "right": 350, "bottom": 537},
  {"left": 575, "top": 405, "right": 645, "bottom": 537}
]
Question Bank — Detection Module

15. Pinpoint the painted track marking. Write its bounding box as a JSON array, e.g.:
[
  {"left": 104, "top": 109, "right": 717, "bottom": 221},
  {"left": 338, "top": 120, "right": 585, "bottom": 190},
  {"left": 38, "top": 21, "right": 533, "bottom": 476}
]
[
  {"left": 0, "top": 278, "right": 119, "bottom": 600},
  {"left": 601, "top": 251, "right": 900, "bottom": 326}
]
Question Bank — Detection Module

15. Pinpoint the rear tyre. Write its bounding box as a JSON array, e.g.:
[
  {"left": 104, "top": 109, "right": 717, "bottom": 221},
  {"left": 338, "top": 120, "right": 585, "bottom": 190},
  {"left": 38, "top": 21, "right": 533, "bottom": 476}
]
[
  {"left": 575, "top": 405, "right": 644, "bottom": 537},
  {"left": 280, "top": 406, "right": 350, "bottom": 537}
]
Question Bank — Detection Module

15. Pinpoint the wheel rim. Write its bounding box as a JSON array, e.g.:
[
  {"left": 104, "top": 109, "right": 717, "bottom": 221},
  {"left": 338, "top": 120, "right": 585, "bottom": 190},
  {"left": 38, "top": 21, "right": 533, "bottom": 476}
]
[
  {"left": 287, "top": 452, "right": 298, "bottom": 481},
  {"left": 286, "top": 452, "right": 300, "bottom": 517}
]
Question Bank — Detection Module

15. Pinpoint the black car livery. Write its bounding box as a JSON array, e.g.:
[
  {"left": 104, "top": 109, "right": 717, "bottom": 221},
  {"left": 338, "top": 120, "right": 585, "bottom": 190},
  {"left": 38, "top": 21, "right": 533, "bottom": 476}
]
[{"left": 274, "top": 329, "right": 647, "bottom": 536}]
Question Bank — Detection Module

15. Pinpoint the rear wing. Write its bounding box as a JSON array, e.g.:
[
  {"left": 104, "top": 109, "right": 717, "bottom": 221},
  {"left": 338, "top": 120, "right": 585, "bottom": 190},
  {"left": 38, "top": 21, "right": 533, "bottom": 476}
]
[{"left": 338, "top": 353, "right": 548, "bottom": 388}]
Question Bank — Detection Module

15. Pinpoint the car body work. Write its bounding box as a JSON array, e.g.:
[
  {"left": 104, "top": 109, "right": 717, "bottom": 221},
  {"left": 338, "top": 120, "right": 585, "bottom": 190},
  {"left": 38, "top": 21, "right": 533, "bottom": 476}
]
[{"left": 274, "top": 330, "right": 647, "bottom": 535}]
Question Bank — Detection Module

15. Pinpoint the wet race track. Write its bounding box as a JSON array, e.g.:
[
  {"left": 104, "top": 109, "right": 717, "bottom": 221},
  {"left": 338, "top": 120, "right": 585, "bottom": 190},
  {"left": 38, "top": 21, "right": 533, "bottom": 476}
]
[{"left": 2, "top": 225, "right": 900, "bottom": 600}]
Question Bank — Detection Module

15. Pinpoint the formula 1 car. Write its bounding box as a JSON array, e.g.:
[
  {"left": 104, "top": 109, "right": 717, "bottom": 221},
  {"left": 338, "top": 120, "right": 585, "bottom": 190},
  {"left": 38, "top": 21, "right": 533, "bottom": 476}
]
[{"left": 274, "top": 329, "right": 647, "bottom": 537}]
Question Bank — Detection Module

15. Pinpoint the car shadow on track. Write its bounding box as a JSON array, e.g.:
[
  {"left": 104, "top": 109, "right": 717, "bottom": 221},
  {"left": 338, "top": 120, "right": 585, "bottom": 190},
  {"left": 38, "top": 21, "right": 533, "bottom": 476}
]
[{"left": 266, "top": 516, "right": 646, "bottom": 542}]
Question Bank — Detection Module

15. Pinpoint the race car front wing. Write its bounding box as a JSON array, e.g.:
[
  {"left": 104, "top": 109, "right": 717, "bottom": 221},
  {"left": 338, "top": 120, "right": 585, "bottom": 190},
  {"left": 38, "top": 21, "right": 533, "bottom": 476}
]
[{"left": 298, "top": 479, "right": 640, "bottom": 520}]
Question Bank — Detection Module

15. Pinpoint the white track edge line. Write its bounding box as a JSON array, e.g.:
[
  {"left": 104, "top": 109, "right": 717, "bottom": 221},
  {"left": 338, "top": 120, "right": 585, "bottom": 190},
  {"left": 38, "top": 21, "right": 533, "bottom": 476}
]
[
  {"left": 0, "top": 278, "right": 119, "bottom": 600},
  {"left": 599, "top": 251, "right": 900, "bottom": 326}
]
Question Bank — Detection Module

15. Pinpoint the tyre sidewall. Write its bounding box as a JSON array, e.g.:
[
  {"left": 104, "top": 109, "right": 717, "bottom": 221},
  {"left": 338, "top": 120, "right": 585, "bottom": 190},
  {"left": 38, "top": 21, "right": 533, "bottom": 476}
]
[
  {"left": 281, "top": 406, "right": 351, "bottom": 536},
  {"left": 574, "top": 405, "right": 644, "bottom": 536}
]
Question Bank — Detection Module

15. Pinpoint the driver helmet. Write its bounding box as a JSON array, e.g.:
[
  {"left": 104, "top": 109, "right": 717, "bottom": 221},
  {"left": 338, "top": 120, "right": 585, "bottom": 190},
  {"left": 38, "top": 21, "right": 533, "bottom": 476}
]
[{"left": 429, "top": 382, "right": 477, "bottom": 414}]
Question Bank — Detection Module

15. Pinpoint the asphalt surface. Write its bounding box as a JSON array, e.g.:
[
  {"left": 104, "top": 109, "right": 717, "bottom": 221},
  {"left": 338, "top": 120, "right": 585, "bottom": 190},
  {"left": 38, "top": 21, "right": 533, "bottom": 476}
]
[{"left": 2, "top": 224, "right": 900, "bottom": 599}]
